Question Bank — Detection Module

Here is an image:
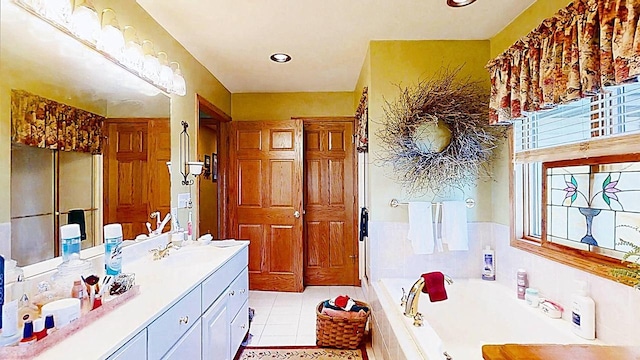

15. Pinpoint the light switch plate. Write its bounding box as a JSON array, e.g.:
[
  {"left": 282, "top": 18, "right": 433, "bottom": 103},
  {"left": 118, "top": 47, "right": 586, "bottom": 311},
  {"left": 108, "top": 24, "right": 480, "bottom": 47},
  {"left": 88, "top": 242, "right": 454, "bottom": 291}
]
[{"left": 177, "top": 193, "right": 191, "bottom": 209}]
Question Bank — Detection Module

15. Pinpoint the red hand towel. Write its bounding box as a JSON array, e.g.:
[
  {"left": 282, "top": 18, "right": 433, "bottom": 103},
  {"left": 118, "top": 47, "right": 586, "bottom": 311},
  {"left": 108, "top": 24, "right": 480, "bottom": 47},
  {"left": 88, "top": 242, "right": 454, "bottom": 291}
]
[
  {"left": 334, "top": 295, "right": 350, "bottom": 309},
  {"left": 421, "top": 272, "right": 448, "bottom": 302}
]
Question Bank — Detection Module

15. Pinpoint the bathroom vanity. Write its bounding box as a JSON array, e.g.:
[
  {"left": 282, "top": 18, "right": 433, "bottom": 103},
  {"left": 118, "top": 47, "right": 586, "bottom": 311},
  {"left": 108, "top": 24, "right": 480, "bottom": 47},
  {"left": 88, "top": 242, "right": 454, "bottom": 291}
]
[{"left": 29, "top": 239, "right": 249, "bottom": 360}]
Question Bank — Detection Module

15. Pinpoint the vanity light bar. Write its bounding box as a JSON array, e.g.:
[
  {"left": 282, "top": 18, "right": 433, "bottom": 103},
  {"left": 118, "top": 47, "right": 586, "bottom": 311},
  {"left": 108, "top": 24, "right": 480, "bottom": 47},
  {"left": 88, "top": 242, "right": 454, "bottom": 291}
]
[{"left": 13, "top": 0, "right": 187, "bottom": 96}]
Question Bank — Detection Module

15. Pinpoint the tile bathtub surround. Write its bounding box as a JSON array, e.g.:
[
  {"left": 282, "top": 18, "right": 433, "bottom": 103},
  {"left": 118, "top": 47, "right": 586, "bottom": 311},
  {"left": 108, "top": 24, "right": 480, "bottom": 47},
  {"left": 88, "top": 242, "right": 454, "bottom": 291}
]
[
  {"left": 492, "top": 223, "right": 640, "bottom": 345},
  {"left": 367, "top": 220, "right": 640, "bottom": 347},
  {"left": 368, "top": 221, "right": 494, "bottom": 281}
]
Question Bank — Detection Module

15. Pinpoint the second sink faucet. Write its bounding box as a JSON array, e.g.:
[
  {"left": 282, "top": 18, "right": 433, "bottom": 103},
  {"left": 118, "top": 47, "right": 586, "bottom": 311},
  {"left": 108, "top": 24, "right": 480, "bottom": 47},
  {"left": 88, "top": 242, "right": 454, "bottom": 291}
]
[{"left": 149, "top": 212, "right": 171, "bottom": 235}]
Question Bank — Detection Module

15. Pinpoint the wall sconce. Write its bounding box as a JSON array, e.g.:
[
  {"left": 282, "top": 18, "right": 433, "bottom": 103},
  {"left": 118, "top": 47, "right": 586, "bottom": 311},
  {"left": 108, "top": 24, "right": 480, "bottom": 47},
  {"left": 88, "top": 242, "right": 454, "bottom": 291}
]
[
  {"left": 14, "top": 0, "right": 187, "bottom": 96},
  {"left": 179, "top": 121, "right": 204, "bottom": 185}
]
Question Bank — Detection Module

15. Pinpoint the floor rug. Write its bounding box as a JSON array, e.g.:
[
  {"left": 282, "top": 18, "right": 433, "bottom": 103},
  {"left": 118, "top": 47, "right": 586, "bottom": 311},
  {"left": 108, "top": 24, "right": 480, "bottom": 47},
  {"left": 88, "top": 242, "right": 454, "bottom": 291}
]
[{"left": 235, "top": 346, "right": 369, "bottom": 360}]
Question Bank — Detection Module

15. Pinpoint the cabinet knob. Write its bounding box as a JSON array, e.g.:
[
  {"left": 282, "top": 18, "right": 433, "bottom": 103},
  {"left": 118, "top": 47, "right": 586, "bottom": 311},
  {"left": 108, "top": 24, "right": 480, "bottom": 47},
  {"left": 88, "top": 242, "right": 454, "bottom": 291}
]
[
  {"left": 179, "top": 316, "right": 189, "bottom": 325},
  {"left": 241, "top": 324, "right": 246, "bottom": 329},
  {"left": 229, "top": 290, "right": 235, "bottom": 296},
  {"left": 240, "top": 289, "right": 246, "bottom": 294}
]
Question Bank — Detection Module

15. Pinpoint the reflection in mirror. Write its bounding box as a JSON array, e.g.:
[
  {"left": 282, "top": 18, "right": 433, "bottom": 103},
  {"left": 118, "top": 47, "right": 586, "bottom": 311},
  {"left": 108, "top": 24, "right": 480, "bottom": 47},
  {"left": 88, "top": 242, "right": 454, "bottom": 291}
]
[{"left": 2, "top": 1, "right": 171, "bottom": 266}]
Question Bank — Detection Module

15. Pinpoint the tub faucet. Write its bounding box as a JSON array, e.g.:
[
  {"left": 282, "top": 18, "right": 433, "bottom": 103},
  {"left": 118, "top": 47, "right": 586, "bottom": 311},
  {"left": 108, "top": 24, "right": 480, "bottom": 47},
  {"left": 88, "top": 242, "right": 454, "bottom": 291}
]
[{"left": 404, "top": 274, "right": 453, "bottom": 318}]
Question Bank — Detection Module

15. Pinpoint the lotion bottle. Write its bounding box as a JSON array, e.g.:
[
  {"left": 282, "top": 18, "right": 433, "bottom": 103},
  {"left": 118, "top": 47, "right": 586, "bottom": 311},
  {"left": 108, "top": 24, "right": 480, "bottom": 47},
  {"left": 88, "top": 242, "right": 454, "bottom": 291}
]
[
  {"left": 481, "top": 246, "right": 495, "bottom": 281},
  {"left": 571, "top": 280, "right": 596, "bottom": 340}
]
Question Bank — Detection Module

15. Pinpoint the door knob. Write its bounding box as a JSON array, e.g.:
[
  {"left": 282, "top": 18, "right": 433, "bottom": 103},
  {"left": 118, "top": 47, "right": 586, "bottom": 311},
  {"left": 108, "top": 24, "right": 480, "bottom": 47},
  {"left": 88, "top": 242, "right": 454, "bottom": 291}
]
[{"left": 293, "top": 211, "right": 301, "bottom": 218}]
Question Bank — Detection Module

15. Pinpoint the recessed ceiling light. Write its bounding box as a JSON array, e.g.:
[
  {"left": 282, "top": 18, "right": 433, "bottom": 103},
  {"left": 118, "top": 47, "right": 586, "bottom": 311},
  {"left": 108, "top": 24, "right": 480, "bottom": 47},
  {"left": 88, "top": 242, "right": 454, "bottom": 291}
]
[
  {"left": 447, "top": 0, "right": 477, "bottom": 7},
  {"left": 270, "top": 53, "right": 291, "bottom": 63}
]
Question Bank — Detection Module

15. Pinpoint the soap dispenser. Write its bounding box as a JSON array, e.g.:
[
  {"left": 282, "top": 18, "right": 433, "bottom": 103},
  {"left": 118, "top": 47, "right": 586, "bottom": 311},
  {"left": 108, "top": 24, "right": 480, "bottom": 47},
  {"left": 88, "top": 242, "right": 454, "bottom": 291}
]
[{"left": 571, "top": 280, "right": 596, "bottom": 340}]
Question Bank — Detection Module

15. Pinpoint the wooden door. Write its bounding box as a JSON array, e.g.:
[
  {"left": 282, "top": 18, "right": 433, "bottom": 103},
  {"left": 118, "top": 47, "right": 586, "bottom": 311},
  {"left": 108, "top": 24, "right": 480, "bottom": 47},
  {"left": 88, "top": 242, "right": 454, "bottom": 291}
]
[
  {"left": 229, "top": 120, "right": 304, "bottom": 292},
  {"left": 104, "top": 119, "right": 170, "bottom": 240},
  {"left": 303, "top": 120, "right": 358, "bottom": 286},
  {"left": 149, "top": 119, "right": 171, "bottom": 232},
  {"left": 104, "top": 121, "right": 148, "bottom": 239}
]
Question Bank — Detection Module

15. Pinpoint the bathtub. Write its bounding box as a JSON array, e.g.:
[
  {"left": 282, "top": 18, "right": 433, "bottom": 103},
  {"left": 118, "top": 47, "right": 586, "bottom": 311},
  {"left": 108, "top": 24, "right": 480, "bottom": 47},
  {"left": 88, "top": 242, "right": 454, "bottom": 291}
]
[{"left": 371, "top": 278, "right": 598, "bottom": 360}]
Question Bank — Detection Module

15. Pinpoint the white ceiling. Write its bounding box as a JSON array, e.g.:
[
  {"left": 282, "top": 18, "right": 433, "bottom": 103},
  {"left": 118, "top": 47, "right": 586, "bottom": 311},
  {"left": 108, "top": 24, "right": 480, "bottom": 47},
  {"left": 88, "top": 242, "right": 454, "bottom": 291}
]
[{"left": 137, "top": 0, "right": 536, "bottom": 93}]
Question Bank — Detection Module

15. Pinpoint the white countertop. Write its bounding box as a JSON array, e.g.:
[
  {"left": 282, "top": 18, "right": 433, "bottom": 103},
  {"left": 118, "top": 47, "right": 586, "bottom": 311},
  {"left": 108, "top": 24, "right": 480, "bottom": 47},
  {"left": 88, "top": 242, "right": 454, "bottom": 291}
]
[{"left": 33, "top": 240, "right": 249, "bottom": 360}]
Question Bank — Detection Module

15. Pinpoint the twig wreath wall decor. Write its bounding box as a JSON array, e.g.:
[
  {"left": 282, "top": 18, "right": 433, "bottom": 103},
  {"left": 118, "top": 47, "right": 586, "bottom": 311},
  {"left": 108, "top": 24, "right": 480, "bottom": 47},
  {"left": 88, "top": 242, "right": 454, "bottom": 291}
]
[{"left": 377, "top": 66, "right": 505, "bottom": 196}]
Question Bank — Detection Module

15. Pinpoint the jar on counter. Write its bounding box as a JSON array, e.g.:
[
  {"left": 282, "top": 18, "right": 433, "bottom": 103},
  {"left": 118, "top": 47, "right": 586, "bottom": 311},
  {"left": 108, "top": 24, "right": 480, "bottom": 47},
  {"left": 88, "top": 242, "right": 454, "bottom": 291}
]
[
  {"left": 525, "top": 288, "right": 540, "bottom": 307},
  {"left": 50, "top": 254, "right": 94, "bottom": 299}
]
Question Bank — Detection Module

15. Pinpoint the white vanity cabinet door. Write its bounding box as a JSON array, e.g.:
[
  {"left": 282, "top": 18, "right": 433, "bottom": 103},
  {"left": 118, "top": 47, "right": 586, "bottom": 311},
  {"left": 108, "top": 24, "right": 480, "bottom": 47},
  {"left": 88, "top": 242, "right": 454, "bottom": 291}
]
[
  {"left": 162, "top": 318, "right": 202, "bottom": 360},
  {"left": 230, "top": 300, "right": 249, "bottom": 357},
  {"left": 107, "top": 329, "right": 147, "bottom": 360},
  {"left": 202, "top": 295, "right": 230, "bottom": 360},
  {"left": 148, "top": 286, "right": 202, "bottom": 360}
]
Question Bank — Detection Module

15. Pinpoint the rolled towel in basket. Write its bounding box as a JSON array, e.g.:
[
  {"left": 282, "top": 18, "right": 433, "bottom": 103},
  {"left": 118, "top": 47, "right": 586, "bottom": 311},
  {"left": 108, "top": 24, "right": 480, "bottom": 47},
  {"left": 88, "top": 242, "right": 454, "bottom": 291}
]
[{"left": 323, "top": 300, "right": 369, "bottom": 313}]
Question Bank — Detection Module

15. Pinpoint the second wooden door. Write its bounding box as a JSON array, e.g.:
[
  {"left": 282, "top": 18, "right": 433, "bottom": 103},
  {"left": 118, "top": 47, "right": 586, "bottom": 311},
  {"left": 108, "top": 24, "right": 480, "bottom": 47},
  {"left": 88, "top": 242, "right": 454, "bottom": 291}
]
[{"left": 303, "top": 120, "right": 358, "bottom": 286}]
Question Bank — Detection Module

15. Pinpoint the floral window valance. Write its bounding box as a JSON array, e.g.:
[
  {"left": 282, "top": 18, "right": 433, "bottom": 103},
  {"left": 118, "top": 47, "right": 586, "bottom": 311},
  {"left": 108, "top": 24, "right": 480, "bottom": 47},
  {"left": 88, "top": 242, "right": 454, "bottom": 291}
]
[
  {"left": 487, "top": 0, "right": 640, "bottom": 124},
  {"left": 11, "top": 90, "right": 104, "bottom": 154}
]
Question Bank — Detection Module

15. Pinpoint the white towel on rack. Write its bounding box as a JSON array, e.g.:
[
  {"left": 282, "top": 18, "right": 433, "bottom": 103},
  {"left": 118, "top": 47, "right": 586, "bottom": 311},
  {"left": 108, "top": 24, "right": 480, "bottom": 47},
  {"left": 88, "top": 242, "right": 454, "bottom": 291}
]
[
  {"left": 441, "top": 201, "right": 468, "bottom": 251},
  {"left": 408, "top": 202, "right": 434, "bottom": 254}
]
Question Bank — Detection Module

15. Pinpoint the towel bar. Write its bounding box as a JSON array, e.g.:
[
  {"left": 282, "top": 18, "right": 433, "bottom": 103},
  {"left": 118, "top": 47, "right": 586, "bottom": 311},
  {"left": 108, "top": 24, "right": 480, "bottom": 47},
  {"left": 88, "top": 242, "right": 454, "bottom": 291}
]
[{"left": 389, "top": 198, "right": 475, "bottom": 208}]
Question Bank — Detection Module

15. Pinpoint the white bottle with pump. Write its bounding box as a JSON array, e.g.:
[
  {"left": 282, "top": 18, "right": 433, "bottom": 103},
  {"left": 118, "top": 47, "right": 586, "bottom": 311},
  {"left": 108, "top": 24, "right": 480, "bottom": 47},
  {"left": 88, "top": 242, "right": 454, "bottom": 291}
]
[
  {"left": 482, "top": 246, "right": 495, "bottom": 281},
  {"left": 571, "top": 280, "right": 596, "bottom": 340}
]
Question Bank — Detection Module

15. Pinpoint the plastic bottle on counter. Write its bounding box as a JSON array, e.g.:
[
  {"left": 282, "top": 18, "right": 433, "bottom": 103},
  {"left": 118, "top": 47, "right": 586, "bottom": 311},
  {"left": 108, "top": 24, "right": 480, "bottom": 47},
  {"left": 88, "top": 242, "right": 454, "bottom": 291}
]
[
  {"left": 104, "top": 224, "right": 123, "bottom": 277},
  {"left": 482, "top": 246, "right": 495, "bottom": 281},
  {"left": 517, "top": 269, "right": 528, "bottom": 300},
  {"left": 571, "top": 280, "right": 596, "bottom": 340},
  {"left": 60, "top": 224, "right": 81, "bottom": 262}
]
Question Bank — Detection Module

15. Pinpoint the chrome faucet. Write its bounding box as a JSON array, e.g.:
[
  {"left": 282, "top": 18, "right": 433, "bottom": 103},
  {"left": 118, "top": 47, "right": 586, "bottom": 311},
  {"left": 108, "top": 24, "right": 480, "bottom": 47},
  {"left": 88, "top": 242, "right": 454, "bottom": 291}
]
[
  {"left": 404, "top": 274, "right": 453, "bottom": 318},
  {"left": 150, "top": 242, "right": 173, "bottom": 260}
]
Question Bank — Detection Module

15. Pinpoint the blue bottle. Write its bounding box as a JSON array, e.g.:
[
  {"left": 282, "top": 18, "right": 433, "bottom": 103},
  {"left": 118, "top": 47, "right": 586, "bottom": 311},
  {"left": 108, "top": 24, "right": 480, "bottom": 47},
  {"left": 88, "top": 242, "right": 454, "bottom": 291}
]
[
  {"left": 103, "top": 224, "right": 123, "bottom": 276},
  {"left": 60, "top": 224, "right": 81, "bottom": 262}
]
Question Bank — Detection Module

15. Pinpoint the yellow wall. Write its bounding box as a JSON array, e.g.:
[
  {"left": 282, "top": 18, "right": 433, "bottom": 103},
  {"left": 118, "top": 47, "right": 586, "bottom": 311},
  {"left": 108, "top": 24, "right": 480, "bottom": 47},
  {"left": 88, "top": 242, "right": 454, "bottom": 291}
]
[
  {"left": 1, "top": 1, "right": 231, "bottom": 231},
  {"left": 231, "top": 92, "right": 354, "bottom": 121},
  {"left": 366, "top": 40, "right": 492, "bottom": 222},
  {"left": 93, "top": 1, "right": 231, "bottom": 231},
  {"left": 488, "top": 0, "right": 569, "bottom": 225},
  {"left": 490, "top": 0, "right": 571, "bottom": 57}
]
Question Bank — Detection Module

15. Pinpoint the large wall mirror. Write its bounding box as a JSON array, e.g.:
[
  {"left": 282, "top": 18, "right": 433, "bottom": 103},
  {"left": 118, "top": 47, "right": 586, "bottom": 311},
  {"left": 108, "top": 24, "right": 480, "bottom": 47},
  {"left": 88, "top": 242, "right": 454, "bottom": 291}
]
[{"left": 1, "top": 1, "right": 171, "bottom": 266}]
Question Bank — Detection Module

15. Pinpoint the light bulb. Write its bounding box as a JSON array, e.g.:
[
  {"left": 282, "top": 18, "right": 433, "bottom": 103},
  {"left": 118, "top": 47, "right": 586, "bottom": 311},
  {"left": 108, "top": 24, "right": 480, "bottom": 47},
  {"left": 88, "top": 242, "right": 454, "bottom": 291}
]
[
  {"left": 97, "top": 9, "right": 125, "bottom": 61},
  {"left": 70, "top": 2, "right": 100, "bottom": 43},
  {"left": 141, "top": 40, "right": 160, "bottom": 83}
]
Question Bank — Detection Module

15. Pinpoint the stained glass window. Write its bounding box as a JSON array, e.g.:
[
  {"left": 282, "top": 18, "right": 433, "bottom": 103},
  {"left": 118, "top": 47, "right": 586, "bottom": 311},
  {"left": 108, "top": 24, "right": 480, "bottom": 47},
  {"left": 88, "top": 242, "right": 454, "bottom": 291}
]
[{"left": 545, "top": 158, "right": 640, "bottom": 257}]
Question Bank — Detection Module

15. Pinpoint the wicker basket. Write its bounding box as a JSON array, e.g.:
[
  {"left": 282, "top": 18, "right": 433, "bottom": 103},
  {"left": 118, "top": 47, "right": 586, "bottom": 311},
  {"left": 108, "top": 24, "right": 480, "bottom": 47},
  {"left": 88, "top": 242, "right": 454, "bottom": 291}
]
[{"left": 316, "top": 300, "right": 370, "bottom": 349}]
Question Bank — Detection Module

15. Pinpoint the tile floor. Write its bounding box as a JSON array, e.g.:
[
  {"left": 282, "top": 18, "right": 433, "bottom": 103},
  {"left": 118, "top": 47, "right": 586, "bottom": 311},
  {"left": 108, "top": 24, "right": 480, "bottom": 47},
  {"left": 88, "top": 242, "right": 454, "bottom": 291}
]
[{"left": 247, "top": 286, "right": 367, "bottom": 346}]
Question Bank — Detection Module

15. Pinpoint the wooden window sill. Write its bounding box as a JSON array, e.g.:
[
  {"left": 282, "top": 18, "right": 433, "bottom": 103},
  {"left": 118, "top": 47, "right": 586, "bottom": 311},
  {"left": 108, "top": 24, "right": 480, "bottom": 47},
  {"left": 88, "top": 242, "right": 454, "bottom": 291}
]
[{"left": 510, "top": 237, "right": 631, "bottom": 285}]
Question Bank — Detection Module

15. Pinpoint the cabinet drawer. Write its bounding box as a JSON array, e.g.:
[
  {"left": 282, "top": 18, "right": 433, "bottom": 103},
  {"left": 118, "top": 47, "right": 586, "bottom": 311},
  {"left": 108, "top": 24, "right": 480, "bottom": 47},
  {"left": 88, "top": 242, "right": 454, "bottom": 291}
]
[
  {"left": 107, "top": 329, "right": 147, "bottom": 360},
  {"left": 148, "top": 286, "right": 202, "bottom": 360},
  {"left": 202, "top": 247, "right": 248, "bottom": 312},
  {"left": 227, "top": 268, "right": 248, "bottom": 318},
  {"left": 230, "top": 300, "right": 249, "bottom": 358}
]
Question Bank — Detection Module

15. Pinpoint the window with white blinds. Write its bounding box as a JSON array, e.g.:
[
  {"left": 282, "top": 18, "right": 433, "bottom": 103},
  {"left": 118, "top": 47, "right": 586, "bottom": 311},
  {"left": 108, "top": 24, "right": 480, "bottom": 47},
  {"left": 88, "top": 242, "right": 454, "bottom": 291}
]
[{"left": 513, "top": 82, "right": 640, "bottom": 152}]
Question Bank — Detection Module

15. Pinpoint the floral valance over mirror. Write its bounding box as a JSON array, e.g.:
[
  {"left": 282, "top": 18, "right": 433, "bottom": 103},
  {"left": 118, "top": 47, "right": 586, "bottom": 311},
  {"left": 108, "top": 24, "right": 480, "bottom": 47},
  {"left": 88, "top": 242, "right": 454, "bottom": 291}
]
[
  {"left": 11, "top": 90, "right": 104, "bottom": 154},
  {"left": 487, "top": 0, "right": 640, "bottom": 124}
]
